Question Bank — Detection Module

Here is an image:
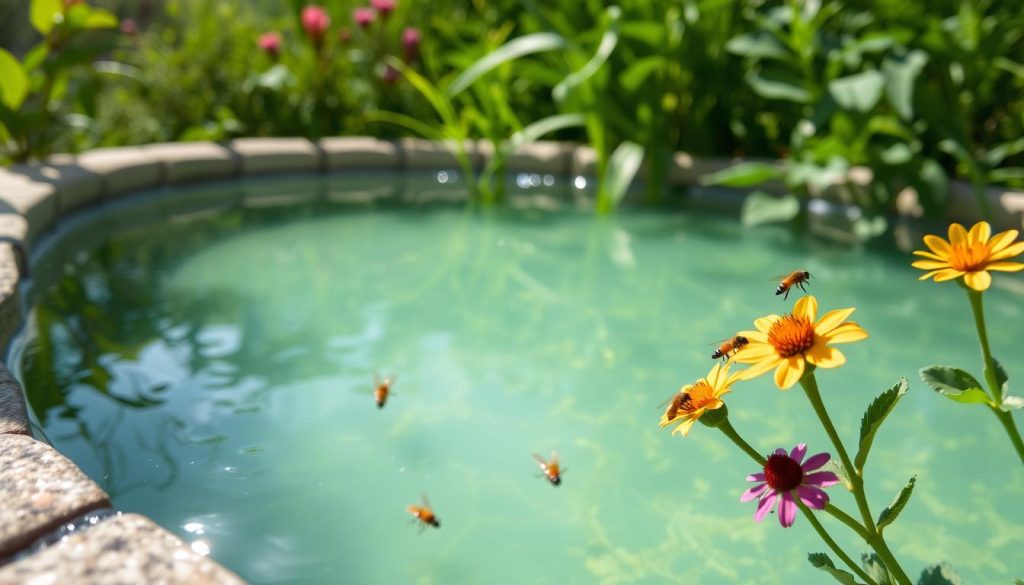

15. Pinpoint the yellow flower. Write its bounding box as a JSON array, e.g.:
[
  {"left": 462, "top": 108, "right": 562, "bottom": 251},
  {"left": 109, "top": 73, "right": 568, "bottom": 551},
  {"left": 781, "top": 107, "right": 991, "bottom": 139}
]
[
  {"left": 912, "top": 221, "right": 1024, "bottom": 291},
  {"left": 731, "top": 296, "right": 868, "bottom": 390},
  {"left": 660, "top": 362, "right": 740, "bottom": 436}
]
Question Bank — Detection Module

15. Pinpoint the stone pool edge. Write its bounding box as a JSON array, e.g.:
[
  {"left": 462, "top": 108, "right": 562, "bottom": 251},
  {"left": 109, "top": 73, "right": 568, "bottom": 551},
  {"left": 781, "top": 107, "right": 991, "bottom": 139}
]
[{"left": 0, "top": 136, "right": 1022, "bottom": 583}]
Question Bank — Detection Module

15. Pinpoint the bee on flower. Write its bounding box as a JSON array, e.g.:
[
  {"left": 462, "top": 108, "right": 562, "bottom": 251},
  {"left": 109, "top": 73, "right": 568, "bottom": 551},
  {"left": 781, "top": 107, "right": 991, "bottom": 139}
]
[{"left": 659, "top": 363, "right": 741, "bottom": 436}]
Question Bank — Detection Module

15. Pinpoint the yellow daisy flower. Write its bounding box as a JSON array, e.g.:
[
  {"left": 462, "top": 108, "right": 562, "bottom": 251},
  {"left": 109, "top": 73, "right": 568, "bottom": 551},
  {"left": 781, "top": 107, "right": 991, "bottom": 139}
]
[
  {"left": 912, "top": 221, "right": 1024, "bottom": 291},
  {"left": 660, "top": 362, "right": 740, "bottom": 436},
  {"left": 731, "top": 296, "right": 868, "bottom": 390}
]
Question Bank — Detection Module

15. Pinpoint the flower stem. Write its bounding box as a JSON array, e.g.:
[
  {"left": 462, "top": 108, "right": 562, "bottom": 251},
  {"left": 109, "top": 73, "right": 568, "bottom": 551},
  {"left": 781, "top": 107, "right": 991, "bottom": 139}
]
[
  {"left": 800, "top": 373, "right": 913, "bottom": 585},
  {"left": 797, "top": 500, "right": 879, "bottom": 585},
  {"left": 966, "top": 288, "right": 1024, "bottom": 465}
]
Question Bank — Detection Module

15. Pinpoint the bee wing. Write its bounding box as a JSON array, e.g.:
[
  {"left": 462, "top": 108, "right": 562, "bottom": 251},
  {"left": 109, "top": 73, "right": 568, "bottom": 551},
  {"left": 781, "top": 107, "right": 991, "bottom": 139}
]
[
  {"left": 421, "top": 493, "right": 431, "bottom": 509},
  {"left": 656, "top": 391, "right": 680, "bottom": 410},
  {"left": 768, "top": 269, "right": 807, "bottom": 281},
  {"left": 532, "top": 453, "right": 549, "bottom": 468},
  {"left": 551, "top": 450, "right": 559, "bottom": 465},
  {"left": 707, "top": 336, "right": 738, "bottom": 346}
]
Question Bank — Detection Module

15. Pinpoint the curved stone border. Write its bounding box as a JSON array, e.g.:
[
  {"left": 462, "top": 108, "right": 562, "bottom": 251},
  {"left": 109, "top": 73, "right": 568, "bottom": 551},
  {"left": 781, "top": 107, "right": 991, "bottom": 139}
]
[{"left": 0, "top": 136, "right": 1022, "bottom": 583}]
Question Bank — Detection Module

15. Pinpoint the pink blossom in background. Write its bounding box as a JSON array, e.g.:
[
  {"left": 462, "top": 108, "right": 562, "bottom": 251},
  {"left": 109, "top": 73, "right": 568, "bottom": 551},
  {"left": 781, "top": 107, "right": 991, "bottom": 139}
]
[
  {"left": 371, "top": 0, "right": 396, "bottom": 18},
  {"left": 120, "top": 18, "right": 138, "bottom": 36},
  {"left": 258, "top": 31, "right": 282, "bottom": 58},
  {"left": 301, "top": 5, "right": 331, "bottom": 43},
  {"left": 402, "top": 27, "right": 420, "bottom": 62},
  {"left": 353, "top": 7, "right": 376, "bottom": 29}
]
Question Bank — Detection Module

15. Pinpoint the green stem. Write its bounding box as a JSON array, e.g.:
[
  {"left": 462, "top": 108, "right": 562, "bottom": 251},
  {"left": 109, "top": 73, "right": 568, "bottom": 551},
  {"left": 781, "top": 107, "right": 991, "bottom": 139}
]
[
  {"left": 966, "top": 288, "right": 1024, "bottom": 464},
  {"left": 798, "top": 501, "right": 879, "bottom": 585}
]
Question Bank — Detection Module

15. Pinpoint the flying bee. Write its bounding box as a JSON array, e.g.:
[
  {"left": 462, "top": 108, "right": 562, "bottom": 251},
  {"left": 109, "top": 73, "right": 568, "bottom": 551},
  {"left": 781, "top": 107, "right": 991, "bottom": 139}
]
[
  {"left": 711, "top": 335, "right": 749, "bottom": 361},
  {"left": 773, "top": 270, "right": 811, "bottom": 300},
  {"left": 533, "top": 451, "right": 563, "bottom": 487},
  {"left": 374, "top": 373, "right": 395, "bottom": 409},
  {"left": 407, "top": 494, "right": 440, "bottom": 530}
]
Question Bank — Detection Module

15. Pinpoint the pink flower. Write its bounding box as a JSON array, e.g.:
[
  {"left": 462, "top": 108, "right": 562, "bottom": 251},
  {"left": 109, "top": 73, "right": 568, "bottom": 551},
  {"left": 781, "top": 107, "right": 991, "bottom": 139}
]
[
  {"left": 402, "top": 27, "right": 420, "bottom": 62},
  {"left": 382, "top": 63, "right": 400, "bottom": 85},
  {"left": 371, "top": 0, "right": 396, "bottom": 18},
  {"left": 740, "top": 444, "right": 839, "bottom": 528},
  {"left": 120, "top": 18, "right": 138, "bottom": 36},
  {"left": 301, "top": 5, "right": 331, "bottom": 43},
  {"left": 258, "top": 31, "right": 282, "bottom": 58},
  {"left": 353, "top": 7, "right": 376, "bottom": 29}
]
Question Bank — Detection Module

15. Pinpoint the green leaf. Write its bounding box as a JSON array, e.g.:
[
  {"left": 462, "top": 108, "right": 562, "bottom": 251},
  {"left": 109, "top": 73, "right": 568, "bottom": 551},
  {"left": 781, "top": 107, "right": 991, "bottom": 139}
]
[
  {"left": 855, "top": 379, "right": 908, "bottom": 471},
  {"left": 726, "top": 33, "right": 792, "bottom": 60},
  {"left": 1002, "top": 395, "right": 1024, "bottom": 411},
  {"left": 919, "top": 366, "right": 990, "bottom": 405},
  {"left": 620, "top": 56, "right": 666, "bottom": 93},
  {"left": 700, "top": 162, "right": 784, "bottom": 187},
  {"left": 1012, "top": 578, "right": 1023, "bottom": 585},
  {"left": 448, "top": 33, "right": 569, "bottom": 97},
  {"left": 553, "top": 6, "right": 620, "bottom": 103},
  {"left": 877, "top": 476, "right": 915, "bottom": 533},
  {"left": 0, "top": 49, "right": 28, "bottom": 110},
  {"left": 508, "top": 113, "right": 585, "bottom": 149},
  {"left": 741, "top": 191, "right": 800, "bottom": 227},
  {"left": 987, "top": 358, "right": 1009, "bottom": 402},
  {"left": 388, "top": 58, "right": 456, "bottom": 127},
  {"left": 365, "top": 111, "right": 443, "bottom": 140},
  {"left": 989, "top": 168, "right": 1024, "bottom": 182},
  {"left": 829, "top": 70, "right": 885, "bottom": 112},
  {"left": 917, "top": 562, "right": 961, "bottom": 585},
  {"left": 882, "top": 50, "right": 928, "bottom": 120},
  {"left": 807, "top": 553, "right": 862, "bottom": 585},
  {"left": 984, "top": 137, "right": 1024, "bottom": 167},
  {"left": 85, "top": 7, "right": 118, "bottom": 28},
  {"left": 861, "top": 553, "right": 892, "bottom": 585},
  {"left": 598, "top": 140, "right": 644, "bottom": 210},
  {"left": 913, "top": 158, "right": 949, "bottom": 211},
  {"left": 746, "top": 69, "right": 811, "bottom": 103},
  {"left": 879, "top": 143, "right": 914, "bottom": 165},
  {"left": 30, "top": 0, "right": 62, "bottom": 35}
]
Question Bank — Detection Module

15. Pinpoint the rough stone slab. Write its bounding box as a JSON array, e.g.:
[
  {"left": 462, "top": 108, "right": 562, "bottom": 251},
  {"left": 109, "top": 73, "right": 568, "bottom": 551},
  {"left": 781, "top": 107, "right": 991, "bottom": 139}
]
[
  {"left": 74, "top": 147, "right": 163, "bottom": 200},
  {"left": 505, "top": 141, "right": 572, "bottom": 175},
  {"left": 0, "top": 434, "right": 110, "bottom": 558},
  {"left": 0, "top": 513, "right": 245, "bottom": 585},
  {"left": 230, "top": 138, "right": 323, "bottom": 175},
  {"left": 0, "top": 244, "right": 22, "bottom": 353},
  {"left": 0, "top": 215, "right": 28, "bottom": 276},
  {"left": 143, "top": 142, "right": 239, "bottom": 185},
  {"left": 570, "top": 145, "right": 598, "bottom": 177},
  {"left": 319, "top": 137, "right": 400, "bottom": 171},
  {"left": 8, "top": 161, "right": 103, "bottom": 218},
  {"left": 0, "top": 360, "right": 29, "bottom": 436},
  {"left": 399, "top": 138, "right": 481, "bottom": 170},
  {"left": 0, "top": 171, "right": 57, "bottom": 245}
]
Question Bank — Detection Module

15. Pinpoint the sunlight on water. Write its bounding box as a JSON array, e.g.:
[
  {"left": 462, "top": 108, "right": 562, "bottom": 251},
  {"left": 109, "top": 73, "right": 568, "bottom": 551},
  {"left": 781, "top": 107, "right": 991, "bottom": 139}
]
[{"left": 15, "top": 176, "right": 1024, "bottom": 584}]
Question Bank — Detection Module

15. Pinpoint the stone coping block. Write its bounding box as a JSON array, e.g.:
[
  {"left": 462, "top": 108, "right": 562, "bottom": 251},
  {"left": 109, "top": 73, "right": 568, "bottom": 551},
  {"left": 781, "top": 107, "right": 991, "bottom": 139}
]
[
  {"left": 230, "top": 138, "right": 323, "bottom": 175},
  {"left": 74, "top": 147, "right": 164, "bottom": 200},
  {"left": 143, "top": 142, "right": 240, "bottom": 185},
  {"left": 8, "top": 161, "right": 103, "bottom": 219},
  {"left": 0, "top": 244, "right": 21, "bottom": 354},
  {"left": 0, "top": 361, "right": 29, "bottom": 436},
  {"left": 0, "top": 171, "right": 57, "bottom": 246},
  {"left": 0, "top": 434, "right": 110, "bottom": 559},
  {"left": 320, "top": 137, "right": 400, "bottom": 171},
  {"left": 505, "top": 141, "right": 573, "bottom": 176},
  {"left": 0, "top": 513, "right": 246, "bottom": 585},
  {"left": 399, "top": 138, "right": 482, "bottom": 170},
  {"left": 570, "top": 145, "right": 597, "bottom": 177}
]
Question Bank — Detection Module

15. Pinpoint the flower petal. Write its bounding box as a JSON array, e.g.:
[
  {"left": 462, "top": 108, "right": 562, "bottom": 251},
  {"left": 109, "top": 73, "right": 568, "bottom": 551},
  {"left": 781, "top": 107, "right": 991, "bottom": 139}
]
[
  {"left": 805, "top": 344, "right": 846, "bottom": 369},
  {"left": 911, "top": 260, "right": 951, "bottom": 270},
  {"left": 803, "top": 471, "right": 841, "bottom": 487},
  {"left": 793, "top": 295, "right": 817, "bottom": 321},
  {"left": 801, "top": 452, "right": 831, "bottom": 472},
  {"left": 741, "top": 483, "right": 769, "bottom": 502},
  {"left": 948, "top": 223, "right": 967, "bottom": 245},
  {"left": 670, "top": 416, "right": 698, "bottom": 436},
  {"left": 822, "top": 322, "right": 868, "bottom": 344},
  {"left": 814, "top": 307, "right": 855, "bottom": 335},
  {"left": 923, "top": 234, "right": 951, "bottom": 255},
  {"left": 706, "top": 362, "right": 723, "bottom": 387},
  {"left": 790, "top": 443, "right": 807, "bottom": 463},
  {"left": 796, "top": 485, "right": 830, "bottom": 510},
  {"left": 990, "top": 241, "right": 1024, "bottom": 261},
  {"left": 736, "top": 330, "right": 767, "bottom": 343},
  {"left": 987, "top": 229, "right": 1019, "bottom": 254},
  {"left": 774, "top": 356, "right": 805, "bottom": 390},
  {"left": 732, "top": 342, "right": 776, "bottom": 362},
  {"left": 968, "top": 221, "right": 991, "bottom": 244},
  {"left": 754, "top": 492, "right": 777, "bottom": 522},
  {"left": 778, "top": 492, "right": 797, "bottom": 527},
  {"left": 986, "top": 261, "right": 1024, "bottom": 272},
  {"left": 747, "top": 472, "right": 765, "bottom": 482},
  {"left": 736, "top": 355, "right": 782, "bottom": 380},
  {"left": 963, "top": 270, "right": 992, "bottom": 291},
  {"left": 754, "top": 316, "right": 780, "bottom": 334},
  {"left": 774, "top": 448, "right": 787, "bottom": 456},
  {"left": 912, "top": 249, "right": 945, "bottom": 261},
  {"left": 933, "top": 269, "right": 965, "bottom": 282}
]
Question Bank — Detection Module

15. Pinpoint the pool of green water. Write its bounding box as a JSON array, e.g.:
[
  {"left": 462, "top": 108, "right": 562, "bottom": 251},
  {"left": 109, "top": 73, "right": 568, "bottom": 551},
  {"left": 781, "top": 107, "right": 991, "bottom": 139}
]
[{"left": 12, "top": 176, "right": 1024, "bottom": 584}]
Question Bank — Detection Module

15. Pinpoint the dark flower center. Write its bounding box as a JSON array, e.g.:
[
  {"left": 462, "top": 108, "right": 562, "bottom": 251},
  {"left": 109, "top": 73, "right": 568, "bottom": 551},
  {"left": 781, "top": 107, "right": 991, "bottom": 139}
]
[
  {"left": 764, "top": 453, "right": 803, "bottom": 492},
  {"left": 767, "top": 315, "right": 815, "bottom": 358}
]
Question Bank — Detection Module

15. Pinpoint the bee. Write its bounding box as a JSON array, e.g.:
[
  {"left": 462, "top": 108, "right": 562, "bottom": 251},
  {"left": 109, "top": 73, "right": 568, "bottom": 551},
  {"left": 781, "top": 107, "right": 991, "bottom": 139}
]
[
  {"left": 533, "top": 451, "right": 563, "bottom": 487},
  {"left": 711, "top": 335, "right": 749, "bottom": 361},
  {"left": 774, "top": 270, "right": 811, "bottom": 300},
  {"left": 374, "top": 373, "right": 395, "bottom": 409},
  {"left": 407, "top": 494, "right": 440, "bottom": 530},
  {"left": 660, "top": 390, "right": 693, "bottom": 421}
]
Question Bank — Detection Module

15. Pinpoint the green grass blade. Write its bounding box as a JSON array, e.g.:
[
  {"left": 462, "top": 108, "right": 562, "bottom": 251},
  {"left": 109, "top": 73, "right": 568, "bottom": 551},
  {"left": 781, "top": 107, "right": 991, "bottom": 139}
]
[
  {"left": 365, "top": 111, "right": 443, "bottom": 140},
  {"left": 553, "top": 7, "right": 621, "bottom": 103},
  {"left": 447, "top": 33, "right": 569, "bottom": 98},
  {"left": 598, "top": 140, "right": 644, "bottom": 212}
]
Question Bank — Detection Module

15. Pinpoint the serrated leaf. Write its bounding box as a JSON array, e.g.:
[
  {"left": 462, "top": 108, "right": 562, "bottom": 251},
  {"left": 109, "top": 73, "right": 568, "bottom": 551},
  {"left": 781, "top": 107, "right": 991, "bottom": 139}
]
[
  {"left": 1001, "top": 395, "right": 1024, "bottom": 411},
  {"left": 917, "top": 562, "right": 961, "bottom": 585},
  {"left": 1012, "top": 578, "right": 1023, "bottom": 585},
  {"left": 986, "top": 358, "right": 1008, "bottom": 403},
  {"left": 861, "top": 553, "right": 892, "bottom": 585},
  {"left": 855, "top": 379, "right": 908, "bottom": 470},
  {"left": 700, "top": 162, "right": 784, "bottom": 187},
  {"left": 829, "top": 70, "right": 885, "bottom": 112},
  {"left": 30, "top": 0, "right": 62, "bottom": 35},
  {"left": 807, "top": 553, "right": 862, "bottom": 585},
  {"left": 877, "top": 476, "right": 916, "bottom": 533},
  {"left": 0, "top": 49, "right": 28, "bottom": 110},
  {"left": 919, "top": 366, "right": 990, "bottom": 405},
  {"left": 741, "top": 191, "right": 800, "bottom": 227}
]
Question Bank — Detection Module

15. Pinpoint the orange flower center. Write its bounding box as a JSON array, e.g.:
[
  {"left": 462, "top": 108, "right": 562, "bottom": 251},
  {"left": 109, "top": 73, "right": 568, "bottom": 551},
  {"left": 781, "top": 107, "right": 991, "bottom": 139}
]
[
  {"left": 948, "top": 242, "right": 988, "bottom": 272},
  {"left": 768, "top": 315, "right": 815, "bottom": 358},
  {"left": 675, "top": 380, "right": 716, "bottom": 415}
]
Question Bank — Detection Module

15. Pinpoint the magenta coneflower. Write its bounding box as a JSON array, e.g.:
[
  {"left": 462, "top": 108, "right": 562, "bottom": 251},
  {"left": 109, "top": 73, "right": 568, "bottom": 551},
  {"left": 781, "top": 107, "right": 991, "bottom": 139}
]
[
  {"left": 301, "top": 5, "right": 331, "bottom": 43},
  {"left": 354, "top": 7, "right": 376, "bottom": 29},
  {"left": 258, "top": 31, "right": 282, "bottom": 58},
  {"left": 740, "top": 444, "right": 839, "bottom": 528},
  {"left": 402, "top": 27, "right": 421, "bottom": 62},
  {"left": 371, "top": 0, "right": 396, "bottom": 18}
]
